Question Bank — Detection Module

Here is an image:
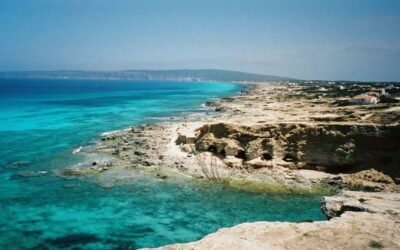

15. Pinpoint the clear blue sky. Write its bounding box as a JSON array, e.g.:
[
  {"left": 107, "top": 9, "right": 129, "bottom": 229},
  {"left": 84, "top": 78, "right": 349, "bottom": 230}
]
[{"left": 0, "top": 0, "right": 399, "bottom": 81}]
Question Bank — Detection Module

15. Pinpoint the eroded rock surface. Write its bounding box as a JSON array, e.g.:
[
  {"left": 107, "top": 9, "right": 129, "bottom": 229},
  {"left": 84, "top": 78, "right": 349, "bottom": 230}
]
[
  {"left": 146, "top": 212, "right": 400, "bottom": 250},
  {"left": 193, "top": 122, "right": 400, "bottom": 178},
  {"left": 146, "top": 191, "right": 400, "bottom": 250},
  {"left": 327, "top": 169, "right": 399, "bottom": 192},
  {"left": 72, "top": 83, "right": 400, "bottom": 193},
  {"left": 74, "top": 82, "right": 400, "bottom": 249},
  {"left": 321, "top": 190, "right": 400, "bottom": 218}
]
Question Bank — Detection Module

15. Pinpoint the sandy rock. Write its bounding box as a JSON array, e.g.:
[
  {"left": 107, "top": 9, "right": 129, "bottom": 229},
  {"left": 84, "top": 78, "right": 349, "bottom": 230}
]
[
  {"left": 321, "top": 190, "right": 400, "bottom": 218},
  {"left": 146, "top": 211, "right": 400, "bottom": 250},
  {"left": 245, "top": 157, "right": 272, "bottom": 169},
  {"left": 193, "top": 121, "right": 400, "bottom": 180},
  {"left": 146, "top": 191, "right": 400, "bottom": 250},
  {"left": 195, "top": 132, "right": 243, "bottom": 157},
  {"left": 222, "top": 156, "right": 243, "bottom": 169},
  {"left": 175, "top": 134, "right": 187, "bottom": 145},
  {"left": 220, "top": 138, "right": 243, "bottom": 156},
  {"left": 328, "top": 169, "right": 398, "bottom": 192},
  {"left": 175, "top": 134, "right": 196, "bottom": 145},
  {"left": 246, "top": 138, "right": 271, "bottom": 160}
]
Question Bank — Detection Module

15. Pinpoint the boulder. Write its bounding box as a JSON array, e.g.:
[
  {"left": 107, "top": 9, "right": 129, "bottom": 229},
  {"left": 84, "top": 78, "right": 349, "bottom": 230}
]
[
  {"left": 195, "top": 133, "right": 217, "bottom": 152},
  {"left": 321, "top": 190, "right": 400, "bottom": 219},
  {"left": 195, "top": 133, "right": 243, "bottom": 157},
  {"left": 220, "top": 138, "right": 243, "bottom": 157},
  {"left": 176, "top": 134, "right": 196, "bottom": 145},
  {"left": 223, "top": 156, "right": 243, "bottom": 168},
  {"left": 328, "top": 169, "right": 398, "bottom": 192},
  {"left": 246, "top": 138, "right": 264, "bottom": 160},
  {"left": 175, "top": 134, "right": 187, "bottom": 145},
  {"left": 246, "top": 157, "right": 272, "bottom": 169}
]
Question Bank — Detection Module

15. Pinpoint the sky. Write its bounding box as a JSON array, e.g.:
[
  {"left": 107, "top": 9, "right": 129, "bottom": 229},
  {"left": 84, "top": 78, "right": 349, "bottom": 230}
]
[{"left": 0, "top": 0, "right": 399, "bottom": 81}]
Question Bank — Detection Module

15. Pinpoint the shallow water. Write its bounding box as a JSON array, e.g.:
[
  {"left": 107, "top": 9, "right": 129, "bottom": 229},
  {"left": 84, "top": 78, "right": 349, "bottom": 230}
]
[
  {"left": 0, "top": 79, "right": 325, "bottom": 249},
  {"left": 0, "top": 79, "right": 240, "bottom": 170}
]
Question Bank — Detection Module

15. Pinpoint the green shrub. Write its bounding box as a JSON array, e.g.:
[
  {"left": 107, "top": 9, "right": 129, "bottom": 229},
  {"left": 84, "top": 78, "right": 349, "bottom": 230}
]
[{"left": 369, "top": 240, "right": 384, "bottom": 248}]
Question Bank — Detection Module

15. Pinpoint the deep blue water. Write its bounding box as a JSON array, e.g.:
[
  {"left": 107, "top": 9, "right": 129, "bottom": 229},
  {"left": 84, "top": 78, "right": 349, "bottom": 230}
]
[{"left": 0, "top": 78, "right": 325, "bottom": 249}]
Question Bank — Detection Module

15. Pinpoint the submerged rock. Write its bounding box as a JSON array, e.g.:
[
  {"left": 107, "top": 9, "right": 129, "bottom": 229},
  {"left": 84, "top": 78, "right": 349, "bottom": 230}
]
[
  {"left": 56, "top": 160, "right": 114, "bottom": 177},
  {"left": 9, "top": 170, "right": 47, "bottom": 180},
  {"left": 156, "top": 173, "right": 169, "bottom": 179},
  {"left": 57, "top": 166, "right": 110, "bottom": 177},
  {"left": 62, "top": 183, "right": 80, "bottom": 189},
  {"left": 2, "top": 160, "right": 31, "bottom": 169},
  {"left": 45, "top": 233, "right": 100, "bottom": 248}
]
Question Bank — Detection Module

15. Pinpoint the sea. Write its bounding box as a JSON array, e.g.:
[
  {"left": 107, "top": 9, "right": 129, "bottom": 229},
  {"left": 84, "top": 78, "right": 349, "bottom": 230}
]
[{"left": 0, "top": 78, "right": 325, "bottom": 249}]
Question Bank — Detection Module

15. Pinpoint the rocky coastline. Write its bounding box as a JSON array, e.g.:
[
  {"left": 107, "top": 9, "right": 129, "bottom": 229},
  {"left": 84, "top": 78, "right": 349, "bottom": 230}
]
[
  {"left": 146, "top": 190, "right": 400, "bottom": 250},
  {"left": 59, "top": 81, "right": 400, "bottom": 249}
]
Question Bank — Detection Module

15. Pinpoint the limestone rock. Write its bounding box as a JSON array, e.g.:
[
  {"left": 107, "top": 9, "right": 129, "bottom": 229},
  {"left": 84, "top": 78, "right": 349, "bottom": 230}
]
[
  {"left": 146, "top": 212, "right": 400, "bottom": 250},
  {"left": 175, "top": 134, "right": 187, "bottom": 145},
  {"left": 193, "top": 122, "right": 400, "bottom": 180},
  {"left": 245, "top": 157, "right": 272, "bottom": 169},
  {"left": 321, "top": 190, "right": 400, "bottom": 218},
  {"left": 220, "top": 138, "right": 243, "bottom": 156},
  {"left": 146, "top": 191, "right": 400, "bottom": 250},
  {"left": 327, "top": 169, "right": 398, "bottom": 192},
  {"left": 223, "top": 156, "right": 243, "bottom": 169},
  {"left": 195, "top": 132, "right": 243, "bottom": 157},
  {"left": 175, "top": 134, "right": 196, "bottom": 145}
]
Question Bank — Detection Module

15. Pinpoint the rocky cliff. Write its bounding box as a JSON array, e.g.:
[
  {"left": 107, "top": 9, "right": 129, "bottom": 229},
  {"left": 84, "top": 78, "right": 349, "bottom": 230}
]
[{"left": 193, "top": 122, "right": 400, "bottom": 179}]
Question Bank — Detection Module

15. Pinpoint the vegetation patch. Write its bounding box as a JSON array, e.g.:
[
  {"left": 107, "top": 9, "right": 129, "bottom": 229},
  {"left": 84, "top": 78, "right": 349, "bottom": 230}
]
[{"left": 369, "top": 240, "right": 384, "bottom": 249}]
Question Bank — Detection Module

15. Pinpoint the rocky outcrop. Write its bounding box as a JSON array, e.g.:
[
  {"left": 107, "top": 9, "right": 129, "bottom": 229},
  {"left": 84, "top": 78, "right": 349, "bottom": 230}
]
[
  {"left": 83, "top": 83, "right": 399, "bottom": 190},
  {"left": 56, "top": 162, "right": 113, "bottom": 177},
  {"left": 193, "top": 122, "right": 400, "bottom": 179},
  {"left": 327, "top": 169, "right": 399, "bottom": 192},
  {"left": 321, "top": 190, "right": 400, "bottom": 218},
  {"left": 146, "top": 191, "right": 400, "bottom": 250},
  {"left": 146, "top": 213, "right": 400, "bottom": 250},
  {"left": 95, "top": 124, "right": 173, "bottom": 168}
]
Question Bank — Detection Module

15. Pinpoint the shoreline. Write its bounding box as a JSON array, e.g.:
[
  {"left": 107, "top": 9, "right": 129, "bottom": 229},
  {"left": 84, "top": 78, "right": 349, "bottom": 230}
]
[
  {"left": 66, "top": 104, "right": 334, "bottom": 193},
  {"left": 57, "top": 82, "right": 248, "bottom": 186},
  {"left": 60, "top": 81, "right": 400, "bottom": 249},
  {"left": 95, "top": 82, "right": 248, "bottom": 141},
  {"left": 65, "top": 82, "right": 399, "bottom": 193}
]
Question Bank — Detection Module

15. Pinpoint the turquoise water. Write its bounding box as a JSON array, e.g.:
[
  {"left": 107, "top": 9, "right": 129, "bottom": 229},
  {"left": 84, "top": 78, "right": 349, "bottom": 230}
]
[{"left": 0, "top": 78, "right": 325, "bottom": 249}]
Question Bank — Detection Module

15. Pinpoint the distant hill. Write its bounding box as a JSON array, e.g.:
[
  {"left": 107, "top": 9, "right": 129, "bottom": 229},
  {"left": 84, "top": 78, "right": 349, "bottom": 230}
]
[{"left": 0, "top": 69, "right": 295, "bottom": 82}]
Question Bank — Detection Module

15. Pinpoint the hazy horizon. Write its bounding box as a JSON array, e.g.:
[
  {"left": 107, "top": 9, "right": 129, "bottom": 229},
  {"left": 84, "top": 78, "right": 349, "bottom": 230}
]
[{"left": 1, "top": 0, "right": 399, "bottom": 81}]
